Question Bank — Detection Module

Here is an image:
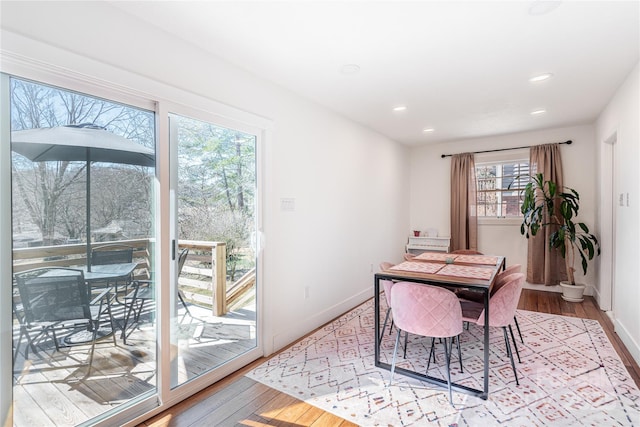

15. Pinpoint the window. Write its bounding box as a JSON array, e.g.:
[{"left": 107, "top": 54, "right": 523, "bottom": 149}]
[{"left": 476, "top": 160, "right": 530, "bottom": 217}]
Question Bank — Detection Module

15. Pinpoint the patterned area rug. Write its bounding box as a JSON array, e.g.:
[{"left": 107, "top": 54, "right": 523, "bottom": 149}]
[{"left": 247, "top": 299, "right": 640, "bottom": 426}]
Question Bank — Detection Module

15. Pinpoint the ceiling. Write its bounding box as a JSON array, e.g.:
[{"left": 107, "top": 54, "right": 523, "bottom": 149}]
[{"left": 80, "top": 2, "right": 640, "bottom": 145}]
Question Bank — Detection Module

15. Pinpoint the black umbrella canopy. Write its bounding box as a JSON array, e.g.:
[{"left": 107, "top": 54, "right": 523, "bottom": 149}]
[
  {"left": 11, "top": 124, "right": 155, "bottom": 269},
  {"left": 11, "top": 124, "right": 155, "bottom": 166}
]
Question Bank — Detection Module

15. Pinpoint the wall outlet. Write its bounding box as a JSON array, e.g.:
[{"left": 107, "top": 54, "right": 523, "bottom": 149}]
[{"left": 304, "top": 286, "right": 310, "bottom": 299}]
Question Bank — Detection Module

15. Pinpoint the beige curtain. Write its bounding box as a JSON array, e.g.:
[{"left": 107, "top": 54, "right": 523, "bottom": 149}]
[
  {"left": 450, "top": 153, "right": 477, "bottom": 252},
  {"left": 528, "top": 143, "right": 566, "bottom": 285}
]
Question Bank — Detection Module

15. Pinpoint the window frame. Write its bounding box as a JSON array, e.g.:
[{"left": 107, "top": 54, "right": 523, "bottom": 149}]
[{"left": 475, "top": 151, "right": 530, "bottom": 224}]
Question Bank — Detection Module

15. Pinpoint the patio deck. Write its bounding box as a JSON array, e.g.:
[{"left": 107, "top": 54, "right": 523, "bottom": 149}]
[{"left": 11, "top": 299, "right": 257, "bottom": 427}]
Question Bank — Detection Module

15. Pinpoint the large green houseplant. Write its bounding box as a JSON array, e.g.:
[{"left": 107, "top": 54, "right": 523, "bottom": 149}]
[{"left": 519, "top": 173, "right": 600, "bottom": 301}]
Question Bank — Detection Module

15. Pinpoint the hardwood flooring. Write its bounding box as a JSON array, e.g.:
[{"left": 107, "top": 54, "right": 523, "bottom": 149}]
[{"left": 140, "top": 290, "right": 640, "bottom": 427}]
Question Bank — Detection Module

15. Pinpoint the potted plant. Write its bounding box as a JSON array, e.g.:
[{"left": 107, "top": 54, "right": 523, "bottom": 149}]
[{"left": 519, "top": 173, "right": 600, "bottom": 302}]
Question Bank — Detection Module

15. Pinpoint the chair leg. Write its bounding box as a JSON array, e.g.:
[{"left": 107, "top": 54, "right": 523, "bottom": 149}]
[
  {"left": 122, "top": 289, "right": 139, "bottom": 344},
  {"left": 443, "top": 337, "right": 453, "bottom": 405},
  {"left": 402, "top": 330, "right": 409, "bottom": 358},
  {"left": 14, "top": 326, "right": 31, "bottom": 361},
  {"left": 426, "top": 337, "right": 436, "bottom": 371},
  {"left": 178, "top": 291, "right": 193, "bottom": 318},
  {"left": 508, "top": 325, "right": 521, "bottom": 363},
  {"left": 514, "top": 315, "right": 524, "bottom": 344},
  {"left": 388, "top": 329, "right": 402, "bottom": 387},
  {"left": 456, "top": 335, "right": 463, "bottom": 373},
  {"left": 503, "top": 327, "right": 519, "bottom": 385},
  {"left": 13, "top": 330, "right": 23, "bottom": 362},
  {"left": 14, "top": 329, "right": 36, "bottom": 361},
  {"left": 104, "top": 296, "right": 117, "bottom": 346},
  {"left": 85, "top": 320, "right": 99, "bottom": 378}
]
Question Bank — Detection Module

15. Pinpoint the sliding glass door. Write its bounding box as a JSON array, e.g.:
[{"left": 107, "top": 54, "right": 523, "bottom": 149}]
[
  {"left": 168, "top": 112, "right": 260, "bottom": 389},
  {"left": 2, "top": 72, "right": 264, "bottom": 427},
  {"left": 7, "top": 76, "right": 158, "bottom": 426}
]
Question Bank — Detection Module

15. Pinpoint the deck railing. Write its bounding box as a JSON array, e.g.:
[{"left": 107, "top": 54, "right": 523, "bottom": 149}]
[{"left": 12, "top": 238, "right": 230, "bottom": 316}]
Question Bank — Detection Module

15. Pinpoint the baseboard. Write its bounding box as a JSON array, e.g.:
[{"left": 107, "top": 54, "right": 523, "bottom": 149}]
[
  {"left": 270, "top": 287, "right": 373, "bottom": 354},
  {"left": 614, "top": 318, "right": 640, "bottom": 366}
]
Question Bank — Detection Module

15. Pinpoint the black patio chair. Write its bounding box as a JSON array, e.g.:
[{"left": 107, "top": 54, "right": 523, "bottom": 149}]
[
  {"left": 121, "top": 248, "right": 193, "bottom": 343},
  {"left": 91, "top": 243, "right": 134, "bottom": 265},
  {"left": 91, "top": 243, "right": 135, "bottom": 301},
  {"left": 13, "top": 267, "right": 116, "bottom": 374}
]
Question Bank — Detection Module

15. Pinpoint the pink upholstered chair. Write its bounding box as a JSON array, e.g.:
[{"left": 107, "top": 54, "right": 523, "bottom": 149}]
[
  {"left": 389, "top": 282, "right": 463, "bottom": 404},
  {"left": 462, "top": 273, "right": 525, "bottom": 385},
  {"left": 403, "top": 253, "right": 416, "bottom": 261},
  {"left": 457, "top": 264, "right": 524, "bottom": 343}
]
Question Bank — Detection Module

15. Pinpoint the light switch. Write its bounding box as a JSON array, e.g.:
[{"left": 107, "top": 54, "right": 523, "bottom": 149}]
[{"left": 280, "top": 198, "right": 295, "bottom": 212}]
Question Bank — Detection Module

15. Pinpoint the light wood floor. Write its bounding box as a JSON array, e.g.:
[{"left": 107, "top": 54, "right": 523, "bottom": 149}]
[{"left": 140, "top": 290, "right": 640, "bottom": 427}]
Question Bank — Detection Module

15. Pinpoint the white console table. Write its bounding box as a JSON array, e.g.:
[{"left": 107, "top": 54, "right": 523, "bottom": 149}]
[{"left": 406, "top": 236, "right": 450, "bottom": 254}]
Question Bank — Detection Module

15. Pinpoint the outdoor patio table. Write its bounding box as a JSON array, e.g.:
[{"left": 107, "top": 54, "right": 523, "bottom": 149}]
[
  {"left": 374, "top": 254, "right": 505, "bottom": 400},
  {"left": 80, "top": 262, "right": 138, "bottom": 284},
  {"left": 37, "top": 262, "right": 138, "bottom": 284},
  {"left": 38, "top": 262, "right": 139, "bottom": 342}
]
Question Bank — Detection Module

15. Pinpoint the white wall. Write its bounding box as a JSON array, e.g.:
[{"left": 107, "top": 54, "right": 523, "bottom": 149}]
[
  {"left": 0, "top": 2, "right": 410, "bottom": 354},
  {"left": 596, "top": 63, "right": 640, "bottom": 364},
  {"left": 409, "top": 124, "right": 598, "bottom": 290}
]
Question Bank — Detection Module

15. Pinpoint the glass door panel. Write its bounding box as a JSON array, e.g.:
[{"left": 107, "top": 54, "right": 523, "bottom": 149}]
[
  {"left": 169, "top": 113, "right": 258, "bottom": 388},
  {"left": 9, "top": 77, "right": 157, "bottom": 426}
]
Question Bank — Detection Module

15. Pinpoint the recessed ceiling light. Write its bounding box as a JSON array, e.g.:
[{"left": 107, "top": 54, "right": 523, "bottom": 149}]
[
  {"left": 422, "top": 128, "right": 435, "bottom": 133},
  {"left": 393, "top": 105, "right": 407, "bottom": 112},
  {"left": 529, "top": 73, "right": 554, "bottom": 83},
  {"left": 340, "top": 64, "right": 360, "bottom": 75},
  {"left": 530, "top": 108, "right": 547, "bottom": 115}
]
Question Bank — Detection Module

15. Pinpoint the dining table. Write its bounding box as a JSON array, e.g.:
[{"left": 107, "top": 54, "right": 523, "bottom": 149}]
[{"left": 374, "top": 252, "right": 505, "bottom": 400}]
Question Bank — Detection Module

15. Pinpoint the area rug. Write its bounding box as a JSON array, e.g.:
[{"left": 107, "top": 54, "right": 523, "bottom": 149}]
[{"left": 247, "top": 299, "right": 640, "bottom": 426}]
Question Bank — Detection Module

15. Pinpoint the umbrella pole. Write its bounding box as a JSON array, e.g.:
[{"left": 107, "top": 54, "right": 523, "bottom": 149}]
[{"left": 86, "top": 156, "right": 92, "bottom": 272}]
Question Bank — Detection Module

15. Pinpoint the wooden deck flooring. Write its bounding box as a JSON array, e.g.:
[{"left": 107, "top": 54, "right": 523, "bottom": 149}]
[
  {"left": 140, "top": 289, "right": 640, "bottom": 427},
  {"left": 11, "top": 303, "right": 257, "bottom": 427}
]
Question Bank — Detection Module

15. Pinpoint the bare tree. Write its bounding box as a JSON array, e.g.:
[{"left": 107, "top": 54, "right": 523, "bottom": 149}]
[{"left": 10, "top": 78, "right": 154, "bottom": 245}]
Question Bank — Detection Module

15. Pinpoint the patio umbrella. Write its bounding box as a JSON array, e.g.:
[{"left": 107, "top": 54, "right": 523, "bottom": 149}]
[{"left": 11, "top": 123, "right": 155, "bottom": 271}]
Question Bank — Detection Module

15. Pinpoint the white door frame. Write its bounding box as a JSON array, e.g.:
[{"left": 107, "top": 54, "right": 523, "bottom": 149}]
[{"left": 598, "top": 132, "right": 617, "bottom": 313}]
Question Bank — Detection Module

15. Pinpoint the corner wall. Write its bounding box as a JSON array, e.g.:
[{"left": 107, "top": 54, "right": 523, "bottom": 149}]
[{"left": 596, "top": 62, "right": 640, "bottom": 365}]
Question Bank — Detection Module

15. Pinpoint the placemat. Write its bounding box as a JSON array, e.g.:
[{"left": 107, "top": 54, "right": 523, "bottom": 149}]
[
  {"left": 453, "top": 254, "right": 499, "bottom": 265},
  {"left": 414, "top": 252, "right": 457, "bottom": 262},
  {"left": 436, "top": 264, "right": 494, "bottom": 280},
  {"left": 388, "top": 261, "right": 444, "bottom": 274}
]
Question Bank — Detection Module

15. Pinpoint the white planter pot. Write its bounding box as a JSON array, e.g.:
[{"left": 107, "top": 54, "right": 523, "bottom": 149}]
[{"left": 559, "top": 281, "right": 586, "bottom": 302}]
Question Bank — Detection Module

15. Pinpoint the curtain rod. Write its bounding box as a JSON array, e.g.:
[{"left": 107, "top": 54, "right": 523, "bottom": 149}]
[{"left": 440, "top": 140, "right": 572, "bottom": 158}]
